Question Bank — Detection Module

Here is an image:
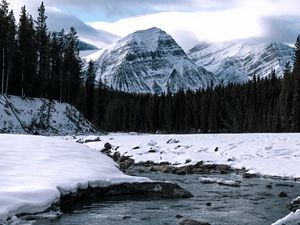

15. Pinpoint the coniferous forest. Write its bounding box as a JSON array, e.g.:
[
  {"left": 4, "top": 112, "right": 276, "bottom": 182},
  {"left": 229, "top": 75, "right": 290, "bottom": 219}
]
[{"left": 1, "top": 1, "right": 300, "bottom": 133}]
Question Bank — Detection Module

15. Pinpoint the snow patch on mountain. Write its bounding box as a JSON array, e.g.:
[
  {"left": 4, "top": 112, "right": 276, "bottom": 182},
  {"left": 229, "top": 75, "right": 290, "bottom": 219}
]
[
  {"left": 189, "top": 41, "right": 294, "bottom": 84},
  {"left": 84, "top": 27, "right": 215, "bottom": 93}
]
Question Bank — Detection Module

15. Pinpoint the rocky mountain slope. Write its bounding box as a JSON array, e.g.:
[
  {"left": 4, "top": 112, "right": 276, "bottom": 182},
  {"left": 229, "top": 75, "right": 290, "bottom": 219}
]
[
  {"left": 84, "top": 27, "right": 215, "bottom": 93},
  {"left": 0, "top": 95, "right": 98, "bottom": 135},
  {"left": 78, "top": 40, "right": 98, "bottom": 51},
  {"left": 188, "top": 41, "right": 294, "bottom": 84}
]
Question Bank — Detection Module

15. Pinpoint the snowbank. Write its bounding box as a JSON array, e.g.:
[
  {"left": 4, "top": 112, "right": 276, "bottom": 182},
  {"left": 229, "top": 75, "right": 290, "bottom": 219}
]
[
  {"left": 83, "top": 133, "right": 300, "bottom": 179},
  {"left": 0, "top": 134, "right": 149, "bottom": 222},
  {"left": 0, "top": 95, "right": 98, "bottom": 135},
  {"left": 272, "top": 210, "right": 300, "bottom": 225}
]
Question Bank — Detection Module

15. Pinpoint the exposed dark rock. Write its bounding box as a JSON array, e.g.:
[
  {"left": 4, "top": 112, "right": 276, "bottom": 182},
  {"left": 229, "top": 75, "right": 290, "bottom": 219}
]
[
  {"left": 119, "top": 158, "right": 135, "bottom": 170},
  {"left": 194, "top": 161, "right": 204, "bottom": 168},
  {"left": 112, "top": 152, "right": 121, "bottom": 161},
  {"left": 275, "top": 183, "right": 294, "bottom": 187},
  {"left": 265, "top": 184, "right": 272, "bottom": 189},
  {"left": 167, "top": 139, "right": 180, "bottom": 144},
  {"left": 278, "top": 192, "right": 288, "bottom": 197},
  {"left": 185, "top": 159, "right": 192, "bottom": 164},
  {"left": 179, "top": 219, "right": 211, "bottom": 225},
  {"left": 60, "top": 182, "right": 193, "bottom": 212},
  {"left": 84, "top": 137, "right": 101, "bottom": 143},
  {"left": 215, "top": 164, "right": 231, "bottom": 174},
  {"left": 104, "top": 142, "right": 112, "bottom": 150},
  {"left": 160, "top": 161, "right": 171, "bottom": 165},
  {"left": 176, "top": 214, "right": 184, "bottom": 218},
  {"left": 122, "top": 216, "right": 132, "bottom": 220},
  {"left": 118, "top": 155, "right": 130, "bottom": 163},
  {"left": 206, "top": 202, "right": 212, "bottom": 206},
  {"left": 159, "top": 165, "right": 173, "bottom": 173},
  {"left": 214, "top": 147, "right": 219, "bottom": 152},
  {"left": 132, "top": 146, "right": 140, "bottom": 150},
  {"left": 148, "top": 149, "right": 157, "bottom": 153},
  {"left": 243, "top": 173, "right": 258, "bottom": 178},
  {"left": 173, "top": 168, "right": 187, "bottom": 175},
  {"left": 288, "top": 197, "right": 300, "bottom": 212},
  {"left": 149, "top": 166, "right": 158, "bottom": 172}
]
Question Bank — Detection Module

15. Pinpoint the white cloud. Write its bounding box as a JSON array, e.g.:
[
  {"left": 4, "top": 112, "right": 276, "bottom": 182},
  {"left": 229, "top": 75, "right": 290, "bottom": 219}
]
[
  {"left": 88, "top": 0, "right": 300, "bottom": 50},
  {"left": 89, "top": 10, "right": 264, "bottom": 50},
  {"left": 7, "top": 0, "right": 300, "bottom": 50}
]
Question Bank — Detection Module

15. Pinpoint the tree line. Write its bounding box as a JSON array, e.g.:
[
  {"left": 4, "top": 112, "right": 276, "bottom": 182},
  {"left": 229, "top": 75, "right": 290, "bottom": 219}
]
[
  {"left": 85, "top": 36, "right": 300, "bottom": 133},
  {"left": 0, "top": 1, "right": 81, "bottom": 103}
]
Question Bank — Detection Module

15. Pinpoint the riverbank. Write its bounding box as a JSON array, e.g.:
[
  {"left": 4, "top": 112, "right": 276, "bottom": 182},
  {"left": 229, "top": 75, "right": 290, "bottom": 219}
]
[
  {"left": 0, "top": 134, "right": 191, "bottom": 224},
  {"left": 77, "top": 133, "right": 300, "bottom": 224}
]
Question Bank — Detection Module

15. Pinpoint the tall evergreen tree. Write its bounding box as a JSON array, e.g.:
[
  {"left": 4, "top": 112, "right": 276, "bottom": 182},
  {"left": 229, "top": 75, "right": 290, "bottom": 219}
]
[
  {"left": 85, "top": 60, "right": 96, "bottom": 121},
  {"left": 35, "top": 1, "right": 49, "bottom": 97},
  {"left": 0, "top": 0, "right": 9, "bottom": 95}
]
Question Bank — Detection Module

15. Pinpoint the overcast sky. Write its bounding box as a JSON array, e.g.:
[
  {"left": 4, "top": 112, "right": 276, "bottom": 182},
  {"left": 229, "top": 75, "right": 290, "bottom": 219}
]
[{"left": 8, "top": 0, "right": 300, "bottom": 50}]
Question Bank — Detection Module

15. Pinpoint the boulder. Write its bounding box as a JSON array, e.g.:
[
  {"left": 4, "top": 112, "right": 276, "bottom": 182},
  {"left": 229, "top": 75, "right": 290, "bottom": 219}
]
[
  {"left": 104, "top": 142, "right": 112, "bottom": 150},
  {"left": 112, "top": 152, "right": 121, "bottom": 161},
  {"left": 289, "top": 197, "right": 300, "bottom": 211},
  {"left": 278, "top": 192, "right": 288, "bottom": 197}
]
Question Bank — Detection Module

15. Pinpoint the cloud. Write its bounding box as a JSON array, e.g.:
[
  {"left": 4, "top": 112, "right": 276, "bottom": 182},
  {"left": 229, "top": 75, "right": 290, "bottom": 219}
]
[
  {"left": 8, "top": 0, "right": 119, "bottom": 48},
  {"left": 7, "top": 0, "right": 300, "bottom": 50},
  {"left": 41, "top": 0, "right": 238, "bottom": 19},
  {"left": 89, "top": 10, "right": 265, "bottom": 50},
  {"left": 261, "top": 17, "right": 300, "bottom": 44},
  {"left": 46, "top": 11, "right": 120, "bottom": 47}
]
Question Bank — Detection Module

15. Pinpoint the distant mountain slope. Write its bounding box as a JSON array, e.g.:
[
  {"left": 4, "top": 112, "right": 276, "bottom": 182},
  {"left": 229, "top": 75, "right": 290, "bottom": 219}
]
[
  {"left": 84, "top": 27, "right": 215, "bottom": 93},
  {"left": 79, "top": 40, "right": 98, "bottom": 51},
  {"left": 188, "top": 41, "right": 294, "bottom": 84},
  {"left": 0, "top": 95, "right": 98, "bottom": 135}
]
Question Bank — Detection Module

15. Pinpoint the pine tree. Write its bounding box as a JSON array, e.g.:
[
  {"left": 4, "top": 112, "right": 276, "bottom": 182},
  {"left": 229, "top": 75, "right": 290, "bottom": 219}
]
[
  {"left": 17, "top": 6, "right": 37, "bottom": 97},
  {"left": 35, "top": 1, "right": 49, "bottom": 97},
  {"left": 0, "top": 0, "right": 9, "bottom": 95},
  {"left": 85, "top": 61, "right": 96, "bottom": 121}
]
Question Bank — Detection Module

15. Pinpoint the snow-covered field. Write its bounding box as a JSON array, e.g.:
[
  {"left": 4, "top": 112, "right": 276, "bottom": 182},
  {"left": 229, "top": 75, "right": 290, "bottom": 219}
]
[
  {"left": 83, "top": 133, "right": 300, "bottom": 179},
  {"left": 0, "top": 134, "right": 149, "bottom": 222}
]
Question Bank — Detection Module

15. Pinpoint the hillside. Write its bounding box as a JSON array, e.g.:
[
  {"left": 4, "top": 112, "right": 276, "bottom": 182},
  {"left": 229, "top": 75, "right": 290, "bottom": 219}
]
[{"left": 0, "top": 95, "right": 98, "bottom": 135}]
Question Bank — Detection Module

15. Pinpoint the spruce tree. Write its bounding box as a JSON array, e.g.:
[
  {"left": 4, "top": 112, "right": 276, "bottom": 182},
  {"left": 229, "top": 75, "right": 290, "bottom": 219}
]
[
  {"left": 35, "top": 1, "right": 49, "bottom": 97},
  {"left": 85, "top": 61, "right": 96, "bottom": 121}
]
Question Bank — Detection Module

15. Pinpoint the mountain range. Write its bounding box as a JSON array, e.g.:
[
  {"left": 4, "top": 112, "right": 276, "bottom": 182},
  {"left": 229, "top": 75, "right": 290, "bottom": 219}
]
[
  {"left": 83, "top": 28, "right": 295, "bottom": 93},
  {"left": 188, "top": 41, "right": 294, "bottom": 85}
]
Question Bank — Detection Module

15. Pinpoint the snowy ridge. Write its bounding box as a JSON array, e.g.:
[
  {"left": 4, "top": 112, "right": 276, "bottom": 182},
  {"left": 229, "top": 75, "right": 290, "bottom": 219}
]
[
  {"left": 84, "top": 27, "right": 215, "bottom": 93},
  {"left": 0, "top": 134, "right": 149, "bottom": 222},
  {"left": 0, "top": 95, "right": 98, "bottom": 135},
  {"left": 189, "top": 41, "right": 294, "bottom": 84}
]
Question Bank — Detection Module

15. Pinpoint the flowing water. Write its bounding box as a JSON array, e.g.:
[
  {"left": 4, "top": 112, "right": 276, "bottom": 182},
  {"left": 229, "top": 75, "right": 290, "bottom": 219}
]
[{"left": 26, "top": 172, "right": 300, "bottom": 225}]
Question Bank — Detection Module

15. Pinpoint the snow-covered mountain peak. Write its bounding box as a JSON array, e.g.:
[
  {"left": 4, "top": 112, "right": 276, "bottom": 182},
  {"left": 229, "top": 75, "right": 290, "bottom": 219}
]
[{"left": 84, "top": 27, "right": 214, "bottom": 93}]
